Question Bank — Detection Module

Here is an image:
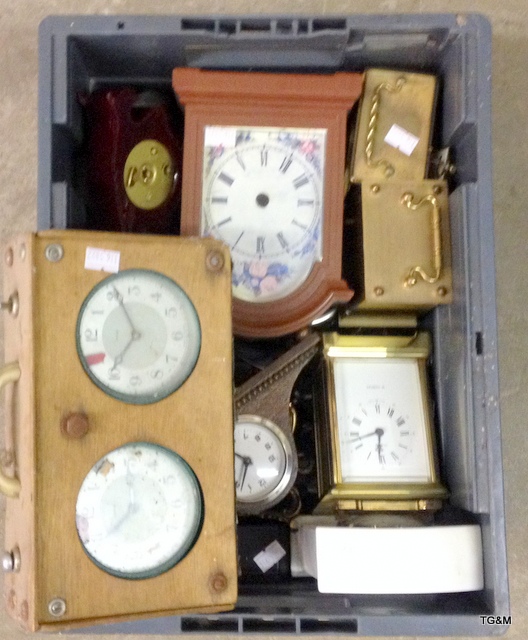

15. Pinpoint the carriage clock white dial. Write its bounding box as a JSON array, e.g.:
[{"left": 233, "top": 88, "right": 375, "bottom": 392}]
[
  {"left": 333, "top": 360, "right": 431, "bottom": 482},
  {"left": 75, "top": 442, "right": 204, "bottom": 579},
  {"left": 76, "top": 268, "right": 201, "bottom": 404},
  {"left": 202, "top": 126, "right": 325, "bottom": 303},
  {"left": 234, "top": 415, "right": 297, "bottom": 515}
]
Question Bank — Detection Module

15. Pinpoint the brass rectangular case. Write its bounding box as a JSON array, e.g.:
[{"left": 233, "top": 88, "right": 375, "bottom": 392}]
[
  {"left": 313, "top": 332, "right": 447, "bottom": 514},
  {"left": 350, "top": 68, "right": 438, "bottom": 183},
  {"left": 352, "top": 179, "right": 453, "bottom": 310},
  {"left": 1, "top": 231, "right": 237, "bottom": 631}
]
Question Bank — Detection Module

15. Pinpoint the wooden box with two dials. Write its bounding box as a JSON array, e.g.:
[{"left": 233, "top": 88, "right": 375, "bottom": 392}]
[{"left": 0, "top": 231, "right": 237, "bottom": 631}]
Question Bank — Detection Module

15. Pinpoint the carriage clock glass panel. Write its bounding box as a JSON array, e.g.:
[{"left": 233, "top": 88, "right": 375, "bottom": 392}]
[
  {"left": 76, "top": 269, "right": 201, "bottom": 404},
  {"left": 333, "top": 358, "right": 432, "bottom": 483},
  {"left": 76, "top": 442, "right": 204, "bottom": 579},
  {"left": 201, "top": 126, "right": 326, "bottom": 302}
]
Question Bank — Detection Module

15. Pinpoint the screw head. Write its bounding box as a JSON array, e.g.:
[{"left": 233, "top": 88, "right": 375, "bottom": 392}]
[
  {"left": 370, "top": 184, "right": 381, "bottom": 194},
  {"left": 48, "top": 598, "right": 66, "bottom": 618},
  {"left": 206, "top": 249, "right": 225, "bottom": 273},
  {"left": 2, "top": 547, "right": 21, "bottom": 573},
  {"left": 5, "top": 247, "right": 13, "bottom": 266},
  {"left": 2, "top": 552, "right": 14, "bottom": 573},
  {"left": 374, "top": 286, "right": 384, "bottom": 297},
  {"left": 45, "top": 244, "right": 64, "bottom": 263},
  {"left": 19, "top": 244, "right": 26, "bottom": 261},
  {"left": 433, "top": 184, "right": 443, "bottom": 195},
  {"left": 210, "top": 572, "right": 228, "bottom": 593},
  {"left": 437, "top": 286, "right": 448, "bottom": 297}
]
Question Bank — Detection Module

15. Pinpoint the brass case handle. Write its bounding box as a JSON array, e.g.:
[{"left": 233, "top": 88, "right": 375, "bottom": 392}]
[
  {"left": 401, "top": 192, "right": 443, "bottom": 286},
  {"left": 0, "top": 362, "right": 21, "bottom": 498},
  {"left": 365, "top": 76, "right": 407, "bottom": 178}
]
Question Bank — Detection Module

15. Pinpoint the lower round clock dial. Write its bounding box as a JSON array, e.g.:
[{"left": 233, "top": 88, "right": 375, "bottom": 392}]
[
  {"left": 234, "top": 415, "right": 297, "bottom": 515},
  {"left": 75, "top": 442, "right": 204, "bottom": 579},
  {"left": 76, "top": 269, "right": 201, "bottom": 404}
]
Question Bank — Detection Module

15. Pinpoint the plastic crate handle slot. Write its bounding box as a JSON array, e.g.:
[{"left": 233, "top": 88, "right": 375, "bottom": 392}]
[{"left": 0, "top": 361, "right": 21, "bottom": 498}]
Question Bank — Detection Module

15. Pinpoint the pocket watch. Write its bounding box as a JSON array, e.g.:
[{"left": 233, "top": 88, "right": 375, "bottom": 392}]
[
  {"left": 76, "top": 268, "right": 201, "bottom": 404},
  {"left": 313, "top": 332, "right": 447, "bottom": 513},
  {"left": 76, "top": 441, "right": 203, "bottom": 579},
  {"left": 172, "top": 67, "right": 363, "bottom": 337},
  {"left": 234, "top": 332, "right": 320, "bottom": 515}
]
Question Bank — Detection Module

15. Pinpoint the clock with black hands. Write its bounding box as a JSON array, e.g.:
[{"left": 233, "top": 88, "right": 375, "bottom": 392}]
[
  {"left": 76, "top": 268, "right": 201, "bottom": 404},
  {"left": 313, "top": 332, "right": 448, "bottom": 513},
  {"left": 233, "top": 333, "right": 321, "bottom": 515},
  {"left": 172, "top": 67, "right": 363, "bottom": 337}
]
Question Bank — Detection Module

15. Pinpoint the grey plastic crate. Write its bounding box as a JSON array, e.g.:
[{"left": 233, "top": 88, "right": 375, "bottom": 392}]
[{"left": 38, "top": 13, "right": 508, "bottom": 636}]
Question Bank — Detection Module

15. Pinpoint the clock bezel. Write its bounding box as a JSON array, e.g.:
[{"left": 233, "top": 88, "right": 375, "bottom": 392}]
[
  {"left": 235, "top": 414, "right": 298, "bottom": 516},
  {"left": 75, "top": 440, "right": 204, "bottom": 580},
  {"left": 75, "top": 268, "right": 202, "bottom": 405},
  {"left": 173, "top": 68, "right": 363, "bottom": 337},
  {"left": 314, "top": 332, "right": 447, "bottom": 513}
]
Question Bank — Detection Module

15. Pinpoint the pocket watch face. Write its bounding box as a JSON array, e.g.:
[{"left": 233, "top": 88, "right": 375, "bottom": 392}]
[
  {"left": 75, "top": 442, "right": 204, "bottom": 579},
  {"left": 76, "top": 269, "right": 201, "bottom": 404},
  {"left": 202, "top": 126, "right": 326, "bottom": 303},
  {"left": 234, "top": 415, "right": 297, "bottom": 513},
  {"left": 332, "top": 359, "right": 432, "bottom": 482}
]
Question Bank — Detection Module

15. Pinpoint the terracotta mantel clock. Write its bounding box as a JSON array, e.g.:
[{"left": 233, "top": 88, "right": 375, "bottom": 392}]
[
  {"left": 0, "top": 231, "right": 237, "bottom": 631},
  {"left": 313, "top": 332, "right": 447, "bottom": 514},
  {"left": 172, "top": 67, "right": 363, "bottom": 338}
]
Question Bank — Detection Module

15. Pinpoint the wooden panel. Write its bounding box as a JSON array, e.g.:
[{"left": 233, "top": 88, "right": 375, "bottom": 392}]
[
  {"left": 2, "top": 235, "right": 38, "bottom": 630},
  {"left": 19, "top": 231, "right": 236, "bottom": 628}
]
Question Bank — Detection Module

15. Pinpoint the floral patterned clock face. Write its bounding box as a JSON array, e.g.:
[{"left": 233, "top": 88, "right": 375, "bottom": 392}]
[{"left": 201, "top": 126, "right": 326, "bottom": 302}]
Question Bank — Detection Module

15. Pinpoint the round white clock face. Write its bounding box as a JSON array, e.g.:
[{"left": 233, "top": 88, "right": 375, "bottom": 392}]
[
  {"left": 76, "top": 269, "right": 201, "bottom": 404},
  {"left": 75, "top": 442, "right": 203, "bottom": 579},
  {"left": 202, "top": 126, "right": 326, "bottom": 303},
  {"left": 332, "top": 359, "right": 432, "bottom": 483},
  {"left": 234, "top": 415, "right": 296, "bottom": 512}
]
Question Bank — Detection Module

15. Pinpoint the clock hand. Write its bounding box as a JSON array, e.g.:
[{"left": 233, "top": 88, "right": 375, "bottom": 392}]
[
  {"left": 112, "top": 286, "right": 142, "bottom": 339},
  {"left": 111, "top": 334, "right": 135, "bottom": 370},
  {"left": 375, "top": 428, "right": 385, "bottom": 464},
  {"left": 240, "top": 457, "right": 252, "bottom": 491},
  {"left": 107, "top": 501, "right": 140, "bottom": 536},
  {"left": 351, "top": 430, "right": 379, "bottom": 442}
]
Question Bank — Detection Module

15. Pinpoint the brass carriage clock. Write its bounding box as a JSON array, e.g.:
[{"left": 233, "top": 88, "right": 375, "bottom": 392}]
[{"left": 314, "top": 332, "right": 447, "bottom": 513}]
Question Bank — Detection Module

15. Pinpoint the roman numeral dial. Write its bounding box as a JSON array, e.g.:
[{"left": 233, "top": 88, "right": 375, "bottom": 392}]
[{"left": 202, "top": 126, "right": 326, "bottom": 303}]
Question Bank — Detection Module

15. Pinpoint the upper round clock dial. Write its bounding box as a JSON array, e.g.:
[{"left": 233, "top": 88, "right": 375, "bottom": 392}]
[
  {"left": 202, "top": 126, "right": 326, "bottom": 303},
  {"left": 75, "top": 442, "right": 203, "bottom": 579},
  {"left": 76, "top": 269, "right": 201, "bottom": 404},
  {"left": 332, "top": 359, "right": 431, "bottom": 483},
  {"left": 234, "top": 415, "right": 296, "bottom": 512}
]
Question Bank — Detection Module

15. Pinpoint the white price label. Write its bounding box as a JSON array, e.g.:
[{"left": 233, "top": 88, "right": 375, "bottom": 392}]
[
  {"left": 253, "top": 540, "right": 287, "bottom": 573},
  {"left": 384, "top": 124, "right": 420, "bottom": 157},
  {"left": 84, "top": 247, "right": 121, "bottom": 273}
]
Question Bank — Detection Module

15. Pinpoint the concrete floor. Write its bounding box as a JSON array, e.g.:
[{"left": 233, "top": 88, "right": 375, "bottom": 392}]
[{"left": 0, "top": 1, "right": 526, "bottom": 639}]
